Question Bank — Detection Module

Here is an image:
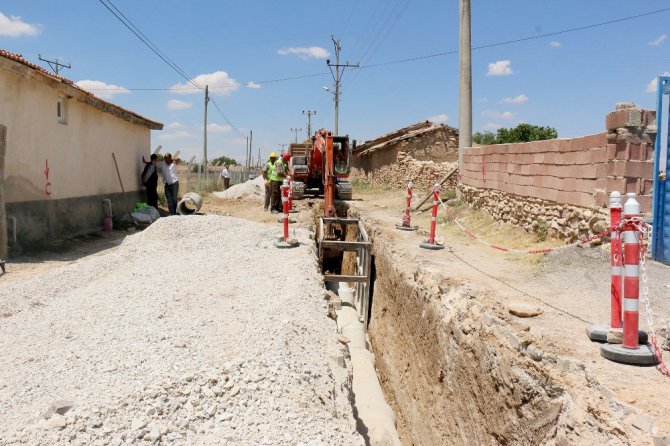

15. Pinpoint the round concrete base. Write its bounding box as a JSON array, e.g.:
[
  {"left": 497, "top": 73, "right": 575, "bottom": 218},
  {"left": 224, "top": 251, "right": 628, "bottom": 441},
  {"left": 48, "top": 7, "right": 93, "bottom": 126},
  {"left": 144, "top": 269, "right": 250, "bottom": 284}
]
[
  {"left": 273, "top": 238, "right": 300, "bottom": 249},
  {"left": 277, "top": 218, "right": 297, "bottom": 224},
  {"left": 586, "top": 324, "right": 648, "bottom": 343},
  {"left": 396, "top": 224, "right": 418, "bottom": 231},
  {"left": 420, "top": 241, "right": 444, "bottom": 250},
  {"left": 600, "top": 343, "right": 658, "bottom": 366}
]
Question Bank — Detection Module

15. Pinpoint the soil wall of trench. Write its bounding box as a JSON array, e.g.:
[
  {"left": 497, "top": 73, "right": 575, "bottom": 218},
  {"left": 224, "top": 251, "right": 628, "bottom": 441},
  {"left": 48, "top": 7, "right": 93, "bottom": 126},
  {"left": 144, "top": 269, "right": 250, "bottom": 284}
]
[{"left": 347, "top": 208, "right": 648, "bottom": 446}]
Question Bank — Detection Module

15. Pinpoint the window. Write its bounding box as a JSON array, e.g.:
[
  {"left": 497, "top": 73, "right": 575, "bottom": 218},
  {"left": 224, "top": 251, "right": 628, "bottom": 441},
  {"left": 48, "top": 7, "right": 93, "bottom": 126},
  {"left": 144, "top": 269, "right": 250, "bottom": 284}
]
[{"left": 57, "top": 96, "right": 67, "bottom": 124}]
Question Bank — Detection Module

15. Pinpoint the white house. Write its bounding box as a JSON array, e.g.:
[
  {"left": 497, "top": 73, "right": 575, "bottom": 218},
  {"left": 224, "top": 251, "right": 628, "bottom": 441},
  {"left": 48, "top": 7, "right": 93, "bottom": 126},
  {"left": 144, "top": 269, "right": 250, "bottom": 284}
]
[{"left": 0, "top": 48, "right": 163, "bottom": 254}]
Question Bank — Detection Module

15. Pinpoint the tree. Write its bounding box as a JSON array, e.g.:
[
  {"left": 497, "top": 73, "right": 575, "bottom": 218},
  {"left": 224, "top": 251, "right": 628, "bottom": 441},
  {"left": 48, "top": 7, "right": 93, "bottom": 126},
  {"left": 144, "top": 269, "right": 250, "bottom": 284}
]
[
  {"left": 472, "top": 131, "right": 496, "bottom": 145},
  {"left": 210, "top": 155, "right": 238, "bottom": 166},
  {"left": 495, "top": 123, "right": 557, "bottom": 144}
]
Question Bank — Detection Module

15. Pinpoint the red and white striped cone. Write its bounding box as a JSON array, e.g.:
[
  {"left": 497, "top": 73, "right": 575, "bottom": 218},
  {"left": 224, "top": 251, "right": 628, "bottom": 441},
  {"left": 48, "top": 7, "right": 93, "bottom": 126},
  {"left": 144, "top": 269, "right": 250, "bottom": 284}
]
[
  {"left": 420, "top": 183, "right": 444, "bottom": 250},
  {"left": 622, "top": 193, "right": 641, "bottom": 349},
  {"left": 587, "top": 191, "right": 624, "bottom": 342},
  {"left": 277, "top": 178, "right": 296, "bottom": 224},
  {"left": 288, "top": 177, "right": 297, "bottom": 214},
  {"left": 600, "top": 192, "right": 655, "bottom": 365},
  {"left": 610, "top": 191, "right": 623, "bottom": 329},
  {"left": 396, "top": 181, "right": 418, "bottom": 231},
  {"left": 274, "top": 180, "right": 299, "bottom": 249}
]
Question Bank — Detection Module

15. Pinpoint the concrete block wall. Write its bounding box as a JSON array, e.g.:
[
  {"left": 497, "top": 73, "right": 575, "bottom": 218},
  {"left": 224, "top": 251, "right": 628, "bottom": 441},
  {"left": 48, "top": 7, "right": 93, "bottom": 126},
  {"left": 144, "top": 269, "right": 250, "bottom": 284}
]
[{"left": 459, "top": 103, "right": 656, "bottom": 241}]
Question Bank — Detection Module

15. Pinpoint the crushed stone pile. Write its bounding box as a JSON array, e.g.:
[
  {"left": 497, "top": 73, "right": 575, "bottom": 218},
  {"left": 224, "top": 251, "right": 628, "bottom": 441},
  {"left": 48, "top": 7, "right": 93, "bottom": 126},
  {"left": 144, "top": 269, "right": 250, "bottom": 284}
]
[
  {"left": 212, "top": 175, "right": 265, "bottom": 201},
  {"left": 0, "top": 215, "right": 363, "bottom": 446}
]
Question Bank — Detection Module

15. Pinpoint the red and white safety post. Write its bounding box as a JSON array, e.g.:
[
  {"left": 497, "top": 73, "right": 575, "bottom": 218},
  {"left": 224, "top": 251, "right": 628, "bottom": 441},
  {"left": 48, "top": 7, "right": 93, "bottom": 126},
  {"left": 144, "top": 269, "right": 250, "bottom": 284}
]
[
  {"left": 622, "top": 192, "right": 641, "bottom": 349},
  {"left": 610, "top": 191, "right": 623, "bottom": 329},
  {"left": 281, "top": 180, "right": 290, "bottom": 242},
  {"left": 419, "top": 183, "right": 444, "bottom": 250},
  {"left": 274, "top": 179, "right": 299, "bottom": 249},
  {"left": 288, "top": 176, "right": 297, "bottom": 213},
  {"left": 396, "top": 181, "right": 418, "bottom": 231}
]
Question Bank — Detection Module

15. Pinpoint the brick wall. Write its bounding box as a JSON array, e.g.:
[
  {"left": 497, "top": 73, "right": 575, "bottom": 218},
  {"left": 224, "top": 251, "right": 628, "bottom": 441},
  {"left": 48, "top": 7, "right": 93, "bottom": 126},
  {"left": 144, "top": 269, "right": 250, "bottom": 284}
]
[
  {"left": 461, "top": 103, "right": 656, "bottom": 214},
  {"left": 458, "top": 103, "right": 656, "bottom": 241}
]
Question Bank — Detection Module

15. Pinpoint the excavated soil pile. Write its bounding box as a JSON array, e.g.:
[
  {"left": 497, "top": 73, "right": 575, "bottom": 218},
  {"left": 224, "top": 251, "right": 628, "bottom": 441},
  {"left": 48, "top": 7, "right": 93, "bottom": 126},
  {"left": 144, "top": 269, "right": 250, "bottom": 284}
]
[{"left": 0, "top": 215, "right": 363, "bottom": 446}]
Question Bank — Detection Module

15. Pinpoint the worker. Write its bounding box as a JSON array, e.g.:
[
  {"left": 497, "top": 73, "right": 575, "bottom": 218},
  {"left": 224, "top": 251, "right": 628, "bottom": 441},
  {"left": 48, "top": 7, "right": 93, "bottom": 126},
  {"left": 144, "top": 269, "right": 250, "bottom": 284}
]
[
  {"left": 262, "top": 152, "right": 278, "bottom": 212},
  {"left": 271, "top": 153, "right": 290, "bottom": 213}
]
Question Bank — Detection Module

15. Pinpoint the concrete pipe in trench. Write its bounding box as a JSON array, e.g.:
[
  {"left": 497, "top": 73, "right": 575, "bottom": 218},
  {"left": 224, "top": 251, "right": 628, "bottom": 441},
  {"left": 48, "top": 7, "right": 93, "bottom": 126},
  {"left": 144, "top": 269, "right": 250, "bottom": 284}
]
[{"left": 177, "top": 192, "right": 203, "bottom": 215}]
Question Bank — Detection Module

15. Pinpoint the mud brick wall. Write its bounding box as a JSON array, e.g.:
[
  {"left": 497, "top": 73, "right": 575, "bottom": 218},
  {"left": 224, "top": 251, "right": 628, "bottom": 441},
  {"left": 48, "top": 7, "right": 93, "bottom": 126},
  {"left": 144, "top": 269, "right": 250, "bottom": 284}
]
[
  {"left": 459, "top": 103, "right": 656, "bottom": 240},
  {"left": 351, "top": 125, "right": 458, "bottom": 192}
]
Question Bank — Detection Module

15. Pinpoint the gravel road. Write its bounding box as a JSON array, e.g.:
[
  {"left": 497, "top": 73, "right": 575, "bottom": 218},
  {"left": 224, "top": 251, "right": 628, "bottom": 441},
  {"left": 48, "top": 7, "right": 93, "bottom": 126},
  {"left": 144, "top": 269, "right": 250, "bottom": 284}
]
[{"left": 0, "top": 215, "right": 363, "bottom": 445}]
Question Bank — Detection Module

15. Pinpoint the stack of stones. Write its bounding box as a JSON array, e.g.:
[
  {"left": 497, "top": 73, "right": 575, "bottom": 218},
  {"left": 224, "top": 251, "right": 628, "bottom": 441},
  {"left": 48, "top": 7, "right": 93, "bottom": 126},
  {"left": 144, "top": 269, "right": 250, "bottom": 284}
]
[
  {"left": 460, "top": 185, "right": 610, "bottom": 242},
  {"left": 604, "top": 102, "right": 656, "bottom": 212},
  {"left": 360, "top": 151, "right": 458, "bottom": 193}
]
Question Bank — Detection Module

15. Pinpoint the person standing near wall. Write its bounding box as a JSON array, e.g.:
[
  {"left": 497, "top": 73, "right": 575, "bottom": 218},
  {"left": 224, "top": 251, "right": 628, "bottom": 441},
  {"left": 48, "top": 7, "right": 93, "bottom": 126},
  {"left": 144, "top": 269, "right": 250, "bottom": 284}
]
[
  {"left": 220, "top": 163, "right": 231, "bottom": 190},
  {"left": 141, "top": 154, "right": 159, "bottom": 209},
  {"left": 262, "top": 152, "right": 277, "bottom": 212},
  {"left": 158, "top": 153, "right": 180, "bottom": 215}
]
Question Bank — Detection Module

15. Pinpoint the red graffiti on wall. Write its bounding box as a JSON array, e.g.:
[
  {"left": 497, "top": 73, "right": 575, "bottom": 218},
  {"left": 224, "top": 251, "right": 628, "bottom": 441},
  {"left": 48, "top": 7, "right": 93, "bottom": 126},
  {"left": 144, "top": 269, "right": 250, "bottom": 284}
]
[{"left": 44, "top": 158, "right": 51, "bottom": 196}]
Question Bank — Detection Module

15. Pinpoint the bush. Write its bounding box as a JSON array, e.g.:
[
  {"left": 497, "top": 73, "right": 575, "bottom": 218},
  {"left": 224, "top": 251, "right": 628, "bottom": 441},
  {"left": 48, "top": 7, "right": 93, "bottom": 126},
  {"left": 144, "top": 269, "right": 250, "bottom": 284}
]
[{"left": 534, "top": 219, "right": 549, "bottom": 242}]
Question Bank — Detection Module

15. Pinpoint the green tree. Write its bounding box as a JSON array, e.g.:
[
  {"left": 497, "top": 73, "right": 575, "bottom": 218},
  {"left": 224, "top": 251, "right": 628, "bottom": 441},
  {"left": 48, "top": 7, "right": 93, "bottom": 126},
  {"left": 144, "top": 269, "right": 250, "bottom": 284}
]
[
  {"left": 210, "top": 156, "right": 238, "bottom": 166},
  {"left": 495, "top": 123, "right": 557, "bottom": 144},
  {"left": 472, "top": 131, "right": 496, "bottom": 145}
]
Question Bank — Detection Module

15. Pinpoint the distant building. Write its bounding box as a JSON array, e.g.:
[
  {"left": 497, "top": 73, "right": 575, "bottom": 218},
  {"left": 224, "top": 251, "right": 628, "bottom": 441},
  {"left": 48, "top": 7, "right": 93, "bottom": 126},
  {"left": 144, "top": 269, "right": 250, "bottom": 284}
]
[
  {"left": 351, "top": 121, "right": 459, "bottom": 189},
  {"left": 0, "top": 48, "right": 163, "bottom": 253}
]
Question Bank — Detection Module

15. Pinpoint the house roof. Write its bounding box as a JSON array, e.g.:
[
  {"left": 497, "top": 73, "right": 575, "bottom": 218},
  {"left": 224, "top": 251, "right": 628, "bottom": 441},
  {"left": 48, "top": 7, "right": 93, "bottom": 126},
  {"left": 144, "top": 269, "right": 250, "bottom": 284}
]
[
  {"left": 354, "top": 121, "right": 458, "bottom": 158},
  {"left": 0, "top": 48, "right": 163, "bottom": 130}
]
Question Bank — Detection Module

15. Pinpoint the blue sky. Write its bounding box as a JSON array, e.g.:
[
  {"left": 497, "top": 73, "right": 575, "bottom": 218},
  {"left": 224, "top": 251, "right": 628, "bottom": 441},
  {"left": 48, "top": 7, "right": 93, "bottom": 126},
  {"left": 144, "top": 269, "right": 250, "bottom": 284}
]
[{"left": 1, "top": 1, "right": 669, "bottom": 163}]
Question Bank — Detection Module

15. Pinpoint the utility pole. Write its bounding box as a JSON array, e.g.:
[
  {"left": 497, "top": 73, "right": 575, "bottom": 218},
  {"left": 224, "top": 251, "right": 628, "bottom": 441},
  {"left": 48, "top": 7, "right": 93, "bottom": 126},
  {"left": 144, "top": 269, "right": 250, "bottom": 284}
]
[
  {"left": 458, "top": 0, "right": 472, "bottom": 173},
  {"left": 248, "top": 130, "right": 253, "bottom": 180},
  {"left": 38, "top": 54, "right": 71, "bottom": 76},
  {"left": 302, "top": 110, "right": 316, "bottom": 139},
  {"left": 290, "top": 128, "right": 302, "bottom": 143},
  {"left": 327, "top": 36, "right": 358, "bottom": 135},
  {"left": 203, "top": 85, "right": 210, "bottom": 183}
]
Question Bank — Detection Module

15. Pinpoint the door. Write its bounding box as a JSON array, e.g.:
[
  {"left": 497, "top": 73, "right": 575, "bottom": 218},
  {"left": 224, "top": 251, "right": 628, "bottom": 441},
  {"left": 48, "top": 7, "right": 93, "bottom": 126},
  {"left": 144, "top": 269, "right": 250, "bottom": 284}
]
[{"left": 652, "top": 76, "right": 670, "bottom": 263}]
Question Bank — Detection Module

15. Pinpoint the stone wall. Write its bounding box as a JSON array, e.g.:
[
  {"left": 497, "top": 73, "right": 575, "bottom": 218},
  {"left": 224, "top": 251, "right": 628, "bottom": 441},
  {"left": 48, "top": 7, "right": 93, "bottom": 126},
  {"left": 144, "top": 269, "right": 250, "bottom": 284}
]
[
  {"left": 351, "top": 124, "right": 458, "bottom": 192},
  {"left": 459, "top": 103, "right": 656, "bottom": 240}
]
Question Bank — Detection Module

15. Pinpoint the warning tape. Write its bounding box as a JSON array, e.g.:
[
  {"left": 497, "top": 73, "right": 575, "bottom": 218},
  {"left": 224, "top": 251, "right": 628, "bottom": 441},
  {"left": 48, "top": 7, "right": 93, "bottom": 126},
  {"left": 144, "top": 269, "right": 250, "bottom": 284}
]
[
  {"left": 426, "top": 194, "right": 670, "bottom": 375},
  {"left": 436, "top": 196, "right": 612, "bottom": 255}
]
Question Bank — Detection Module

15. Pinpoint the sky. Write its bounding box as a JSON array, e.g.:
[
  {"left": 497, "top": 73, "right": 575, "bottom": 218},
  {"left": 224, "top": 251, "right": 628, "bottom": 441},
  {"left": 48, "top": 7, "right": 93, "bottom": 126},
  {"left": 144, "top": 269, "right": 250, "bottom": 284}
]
[{"left": 1, "top": 0, "right": 669, "bottom": 164}]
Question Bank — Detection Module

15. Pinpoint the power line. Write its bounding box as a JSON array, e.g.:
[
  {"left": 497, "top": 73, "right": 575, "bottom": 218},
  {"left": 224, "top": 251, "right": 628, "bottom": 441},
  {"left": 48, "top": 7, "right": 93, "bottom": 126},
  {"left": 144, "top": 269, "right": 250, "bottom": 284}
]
[
  {"left": 98, "top": 0, "right": 245, "bottom": 138},
  {"left": 98, "top": 0, "right": 201, "bottom": 90},
  {"left": 357, "top": 6, "right": 670, "bottom": 71},
  {"left": 92, "top": 6, "right": 670, "bottom": 91}
]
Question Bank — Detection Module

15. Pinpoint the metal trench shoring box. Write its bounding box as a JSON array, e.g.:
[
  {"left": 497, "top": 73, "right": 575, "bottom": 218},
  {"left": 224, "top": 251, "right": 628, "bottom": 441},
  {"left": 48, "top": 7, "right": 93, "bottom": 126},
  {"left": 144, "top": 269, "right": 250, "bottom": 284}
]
[
  {"left": 653, "top": 76, "right": 670, "bottom": 264},
  {"left": 319, "top": 217, "right": 373, "bottom": 328}
]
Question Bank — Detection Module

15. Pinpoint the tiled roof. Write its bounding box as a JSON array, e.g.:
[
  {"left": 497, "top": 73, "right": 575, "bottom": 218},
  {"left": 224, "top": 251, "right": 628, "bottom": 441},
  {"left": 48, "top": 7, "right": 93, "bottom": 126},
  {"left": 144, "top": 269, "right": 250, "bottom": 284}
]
[
  {"left": 0, "top": 48, "right": 163, "bottom": 130},
  {"left": 355, "top": 121, "right": 458, "bottom": 158}
]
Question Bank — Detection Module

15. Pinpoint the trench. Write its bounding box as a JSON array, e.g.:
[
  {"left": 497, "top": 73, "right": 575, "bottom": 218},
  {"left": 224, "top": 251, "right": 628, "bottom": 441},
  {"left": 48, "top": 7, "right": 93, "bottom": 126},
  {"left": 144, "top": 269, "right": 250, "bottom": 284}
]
[{"left": 309, "top": 201, "right": 627, "bottom": 446}]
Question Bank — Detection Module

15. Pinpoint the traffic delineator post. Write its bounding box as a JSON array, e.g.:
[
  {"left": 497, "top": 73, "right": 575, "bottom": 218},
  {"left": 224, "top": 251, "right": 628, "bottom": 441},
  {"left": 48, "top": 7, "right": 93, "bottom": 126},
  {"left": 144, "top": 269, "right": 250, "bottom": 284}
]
[
  {"left": 420, "top": 183, "right": 444, "bottom": 250},
  {"left": 587, "top": 192, "right": 626, "bottom": 342},
  {"left": 277, "top": 177, "right": 296, "bottom": 224},
  {"left": 600, "top": 192, "right": 656, "bottom": 365},
  {"left": 622, "top": 192, "right": 642, "bottom": 349},
  {"left": 396, "top": 181, "right": 418, "bottom": 231},
  {"left": 274, "top": 179, "right": 299, "bottom": 249}
]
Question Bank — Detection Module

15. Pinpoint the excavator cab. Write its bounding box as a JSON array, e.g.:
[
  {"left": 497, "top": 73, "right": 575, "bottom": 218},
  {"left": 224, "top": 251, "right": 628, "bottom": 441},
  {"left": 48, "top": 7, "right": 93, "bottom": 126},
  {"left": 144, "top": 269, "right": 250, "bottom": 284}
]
[{"left": 332, "top": 137, "right": 350, "bottom": 177}]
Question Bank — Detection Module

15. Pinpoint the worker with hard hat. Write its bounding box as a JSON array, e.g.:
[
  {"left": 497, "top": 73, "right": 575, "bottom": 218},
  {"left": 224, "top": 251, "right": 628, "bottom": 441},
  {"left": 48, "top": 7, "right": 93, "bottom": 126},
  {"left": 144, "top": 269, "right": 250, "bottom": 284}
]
[
  {"left": 262, "top": 152, "right": 278, "bottom": 211},
  {"left": 270, "top": 152, "right": 290, "bottom": 213}
]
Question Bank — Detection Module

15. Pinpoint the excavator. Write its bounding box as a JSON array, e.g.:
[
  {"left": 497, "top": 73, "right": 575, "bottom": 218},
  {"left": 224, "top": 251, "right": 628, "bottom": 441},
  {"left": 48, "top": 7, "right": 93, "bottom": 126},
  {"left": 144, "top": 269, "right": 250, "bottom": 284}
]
[{"left": 288, "top": 129, "right": 354, "bottom": 216}]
